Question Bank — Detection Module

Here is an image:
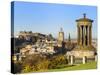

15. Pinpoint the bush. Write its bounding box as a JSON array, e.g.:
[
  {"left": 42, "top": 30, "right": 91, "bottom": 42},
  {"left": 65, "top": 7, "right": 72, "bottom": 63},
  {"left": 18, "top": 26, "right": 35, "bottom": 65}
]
[
  {"left": 21, "top": 54, "right": 68, "bottom": 73},
  {"left": 34, "top": 59, "right": 50, "bottom": 71},
  {"left": 48, "top": 54, "right": 68, "bottom": 69},
  {"left": 22, "top": 54, "right": 50, "bottom": 72},
  {"left": 22, "top": 65, "right": 33, "bottom": 73}
]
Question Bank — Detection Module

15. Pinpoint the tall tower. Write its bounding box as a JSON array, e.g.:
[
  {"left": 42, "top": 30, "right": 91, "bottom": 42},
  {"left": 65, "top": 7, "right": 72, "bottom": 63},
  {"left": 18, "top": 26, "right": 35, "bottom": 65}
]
[
  {"left": 68, "top": 33, "right": 71, "bottom": 42},
  {"left": 76, "top": 13, "right": 94, "bottom": 50},
  {"left": 58, "top": 28, "right": 64, "bottom": 47}
]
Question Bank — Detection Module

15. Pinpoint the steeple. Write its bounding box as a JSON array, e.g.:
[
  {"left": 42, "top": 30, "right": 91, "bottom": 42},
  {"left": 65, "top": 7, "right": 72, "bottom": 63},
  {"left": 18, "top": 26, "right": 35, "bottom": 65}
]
[{"left": 68, "top": 33, "right": 71, "bottom": 42}]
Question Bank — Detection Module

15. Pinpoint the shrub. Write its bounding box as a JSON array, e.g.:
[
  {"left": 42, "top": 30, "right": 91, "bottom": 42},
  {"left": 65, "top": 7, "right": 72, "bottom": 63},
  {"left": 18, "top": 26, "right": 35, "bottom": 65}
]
[
  {"left": 34, "top": 59, "right": 50, "bottom": 71},
  {"left": 21, "top": 54, "right": 68, "bottom": 72},
  {"left": 22, "top": 65, "right": 33, "bottom": 73},
  {"left": 22, "top": 54, "right": 50, "bottom": 72},
  {"left": 48, "top": 54, "right": 68, "bottom": 69}
]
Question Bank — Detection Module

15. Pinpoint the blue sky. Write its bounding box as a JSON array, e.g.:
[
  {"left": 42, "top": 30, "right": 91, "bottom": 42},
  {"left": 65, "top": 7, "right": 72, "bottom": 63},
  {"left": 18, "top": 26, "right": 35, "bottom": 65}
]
[{"left": 13, "top": 1, "right": 97, "bottom": 39}]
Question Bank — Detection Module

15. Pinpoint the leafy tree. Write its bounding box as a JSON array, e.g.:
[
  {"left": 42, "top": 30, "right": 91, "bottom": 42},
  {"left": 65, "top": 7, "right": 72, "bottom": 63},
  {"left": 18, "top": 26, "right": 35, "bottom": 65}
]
[
  {"left": 20, "top": 54, "right": 68, "bottom": 73},
  {"left": 22, "top": 54, "right": 50, "bottom": 72},
  {"left": 48, "top": 54, "right": 68, "bottom": 69},
  {"left": 48, "top": 34, "right": 54, "bottom": 40}
]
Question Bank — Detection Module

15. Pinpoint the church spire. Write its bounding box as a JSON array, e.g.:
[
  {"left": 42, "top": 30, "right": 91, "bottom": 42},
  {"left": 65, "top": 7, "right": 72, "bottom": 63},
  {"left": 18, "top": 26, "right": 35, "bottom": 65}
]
[{"left": 68, "top": 33, "right": 71, "bottom": 42}]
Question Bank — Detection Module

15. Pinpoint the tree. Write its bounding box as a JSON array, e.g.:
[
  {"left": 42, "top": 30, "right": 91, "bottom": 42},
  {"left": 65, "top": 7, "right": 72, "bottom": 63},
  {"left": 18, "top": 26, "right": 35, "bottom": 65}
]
[
  {"left": 48, "top": 54, "right": 68, "bottom": 69},
  {"left": 48, "top": 34, "right": 54, "bottom": 40},
  {"left": 22, "top": 54, "right": 50, "bottom": 72}
]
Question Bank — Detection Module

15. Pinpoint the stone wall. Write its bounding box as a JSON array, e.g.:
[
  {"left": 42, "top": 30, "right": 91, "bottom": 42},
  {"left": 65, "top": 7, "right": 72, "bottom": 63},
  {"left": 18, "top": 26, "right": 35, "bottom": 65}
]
[{"left": 66, "top": 50, "right": 95, "bottom": 58}]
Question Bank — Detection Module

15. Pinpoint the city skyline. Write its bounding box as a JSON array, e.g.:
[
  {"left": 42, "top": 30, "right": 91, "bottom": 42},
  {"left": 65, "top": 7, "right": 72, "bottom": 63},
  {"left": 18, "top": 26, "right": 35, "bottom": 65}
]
[{"left": 13, "top": 1, "right": 97, "bottom": 39}]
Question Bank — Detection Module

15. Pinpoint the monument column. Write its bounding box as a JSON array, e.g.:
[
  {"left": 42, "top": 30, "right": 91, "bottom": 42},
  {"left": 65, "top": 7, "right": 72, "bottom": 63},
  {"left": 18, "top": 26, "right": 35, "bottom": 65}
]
[
  {"left": 80, "top": 26, "right": 82, "bottom": 46},
  {"left": 83, "top": 26, "right": 86, "bottom": 46},
  {"left": 82, "top": 26, "right": 84, "bottom": 45},
  {"left": 88, "top": 26, "right": 91, "bottom": 46},
  {"left": 85, "top": 26, "right": 87, "bottom": 46},
  {"left": 90, "top": 26, "right": 92, "bottom": 46},
  {"left": 77, "top": 25, "right": 80, "bottom": 45},
  {"left": 87, "top": 26, "right": 89, "bottom": 46},
  {"left": 79, "top": 26, "right": 80, "bottom": 45}
]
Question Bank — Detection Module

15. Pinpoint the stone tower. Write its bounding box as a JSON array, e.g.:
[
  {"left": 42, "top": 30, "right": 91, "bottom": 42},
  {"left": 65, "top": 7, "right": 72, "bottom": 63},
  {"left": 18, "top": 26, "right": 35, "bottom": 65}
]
[
  {"left": 58, "top": 28, "right": 64, "bottom": 47},
  {"left": 76, "top": 13, "right": 94, "bottom": 50}
]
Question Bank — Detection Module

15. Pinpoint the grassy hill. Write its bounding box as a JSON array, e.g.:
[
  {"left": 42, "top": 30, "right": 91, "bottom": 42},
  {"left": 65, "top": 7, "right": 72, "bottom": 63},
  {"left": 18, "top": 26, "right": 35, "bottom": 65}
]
[{"left": 48, "top": 61, "right": 97, "bottom": 72}]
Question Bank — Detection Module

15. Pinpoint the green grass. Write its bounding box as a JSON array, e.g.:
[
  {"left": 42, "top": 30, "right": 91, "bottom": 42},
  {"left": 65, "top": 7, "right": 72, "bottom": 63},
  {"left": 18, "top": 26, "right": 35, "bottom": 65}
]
[
  {"left": 22, "top": 61, "right": 97, "bottom": 73},
  {"left": 48, "top": 62, "right": 97, "bottom": 72}
]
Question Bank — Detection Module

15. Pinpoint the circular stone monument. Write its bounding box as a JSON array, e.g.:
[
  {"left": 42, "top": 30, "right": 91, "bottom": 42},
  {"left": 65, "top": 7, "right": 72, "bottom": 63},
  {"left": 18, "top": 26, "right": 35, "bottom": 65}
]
[{"left": 68, "top": 14, "right": 97, "bottom": 58}]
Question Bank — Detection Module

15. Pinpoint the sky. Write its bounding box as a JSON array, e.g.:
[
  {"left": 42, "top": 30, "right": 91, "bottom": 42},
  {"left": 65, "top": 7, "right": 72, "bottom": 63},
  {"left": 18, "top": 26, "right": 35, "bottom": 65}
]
[{"left": 12, "top": 1, "right": 97, "bottom": 39}]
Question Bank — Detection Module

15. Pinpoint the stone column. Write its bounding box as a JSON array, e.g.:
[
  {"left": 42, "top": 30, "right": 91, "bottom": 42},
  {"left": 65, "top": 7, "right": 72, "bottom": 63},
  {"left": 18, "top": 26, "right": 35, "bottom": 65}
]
[
  {"left": 80, "top": 26, "right": 82, "bottom": 46},
  {"left": 70, "top": 55, "right": 74, "bottom": 65},
  {"left": 77, "top": 26, "right": 80, "bottom": 45},
  {"left": 82, "top": 26, "right": 84, "bottom": 45},
  {"left": 77, "top": 26, "right": 79, "bottom": 45},
  {"left": 82, "top": 56, "right": 87, "bottom": 64},
  {"left": 90, "top": 26, "right": 92, "bottom": 46},
  {"left": 88, "top": 26, "right": 91, "bottom": 46},
  {"left": 79, "top": 26, "right": 80, "bottom": 45},
  {"left": 87, "top": 26, "right": 89, "bottom": 46},
  {"left": 83, "top": 26, "right": 86, "bottom": 46},
  {"left": 86, "top": 26, "right": 88, "bottom": 46}
]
